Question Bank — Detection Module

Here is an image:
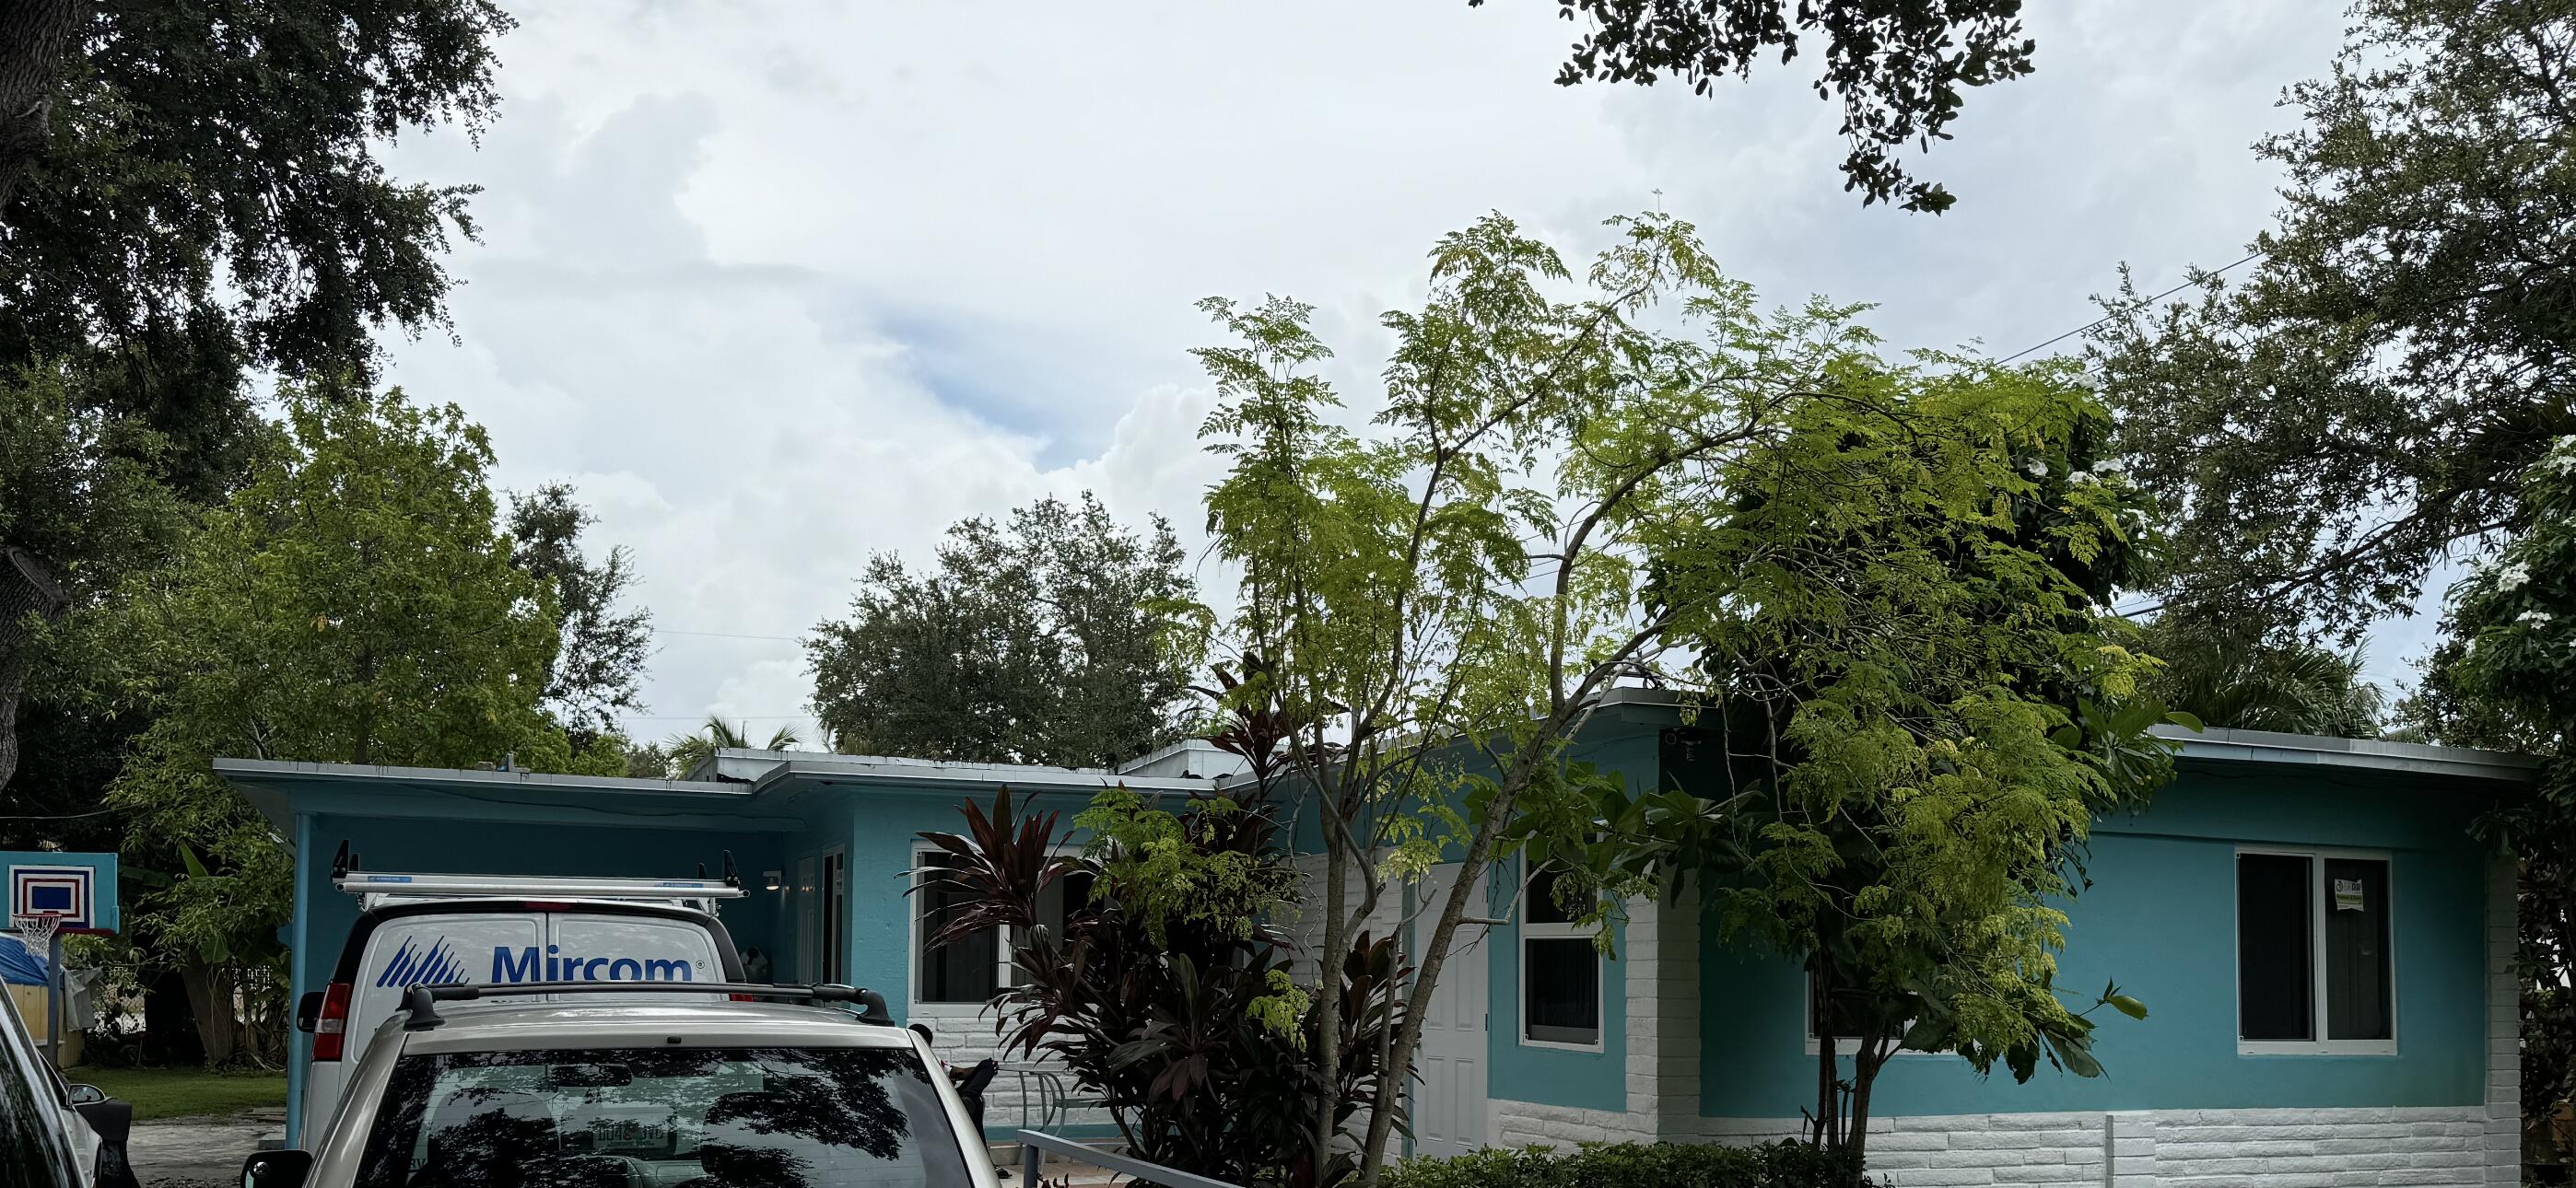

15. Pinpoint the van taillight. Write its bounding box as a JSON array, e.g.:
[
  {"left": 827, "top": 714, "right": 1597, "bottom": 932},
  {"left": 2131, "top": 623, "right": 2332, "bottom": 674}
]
[{"left": 312, "top": 982, "right": 354, "bottom": 1061}]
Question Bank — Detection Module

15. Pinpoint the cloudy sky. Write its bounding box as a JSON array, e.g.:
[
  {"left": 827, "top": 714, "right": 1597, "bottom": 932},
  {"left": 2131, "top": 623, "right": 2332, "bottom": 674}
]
[{"left": 374, "top": 0, "right": 2406, "bottom": 746}]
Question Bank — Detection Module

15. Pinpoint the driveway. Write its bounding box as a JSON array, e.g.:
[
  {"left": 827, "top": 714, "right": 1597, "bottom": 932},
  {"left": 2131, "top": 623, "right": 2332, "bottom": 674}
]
[{"left": 126, "top": 1106, "right": 282, "bottom": 1188}]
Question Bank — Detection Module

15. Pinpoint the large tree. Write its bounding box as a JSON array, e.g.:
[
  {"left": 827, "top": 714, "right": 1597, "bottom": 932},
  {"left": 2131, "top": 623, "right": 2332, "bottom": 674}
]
[
  {"left": 0, "top": 364, "right": 182, "bottom": 796},
  {"left": 2396, "top": 437, "right": 2576, "bottom": 1167},
  {"left": 100, "top": 384, "right": 566, "bottom": 1063},
  {"left": 0, "top": 0, "right": 515, "bottom": 795},
  {"left": 1192, "top": 210, "right": 1900, "bottom": 1184},
  {"left": 507, "top": 483, "right": 653, "bottom": 749},
  {"left": 2092, "top": 0, "right": 2576, "bottom": 638},
  {"left": 807, "top": 492, "right": 1196, "bottom": 770},
  {"left": 1474, "top": 0, "right": 2039, "bottom": 212},
  {"left": 1549, "top": 359, "right": 2178, "bottom": 1168}
]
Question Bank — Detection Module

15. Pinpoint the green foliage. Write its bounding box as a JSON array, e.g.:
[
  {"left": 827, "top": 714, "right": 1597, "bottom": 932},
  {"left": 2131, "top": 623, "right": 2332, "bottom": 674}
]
[
  {"left": 808, "top": 492, "right": 1198, "bottom": 769},
  {"left": 2400, "top": 437, "right": 2576, "bottom": 1134},
  {"left": 0, "top": 362, "right": 188, "bottom": 793},
  {"left": 660, "top": 716, "right": 802, "bottom": 778},
  {"left": 1, "top": 1, "right": 511, "bottom": 383},
  {"left": 1379, "top": 1140, "right": 1867, "bottom": 1188},
  {"left": 507, "top": 483, "right": 654, "bottom": 747},
  {"left": 2091, "top": 0, "right": 2576, "bottom": 636},
  {"left": 917, "top": 787, "right": 1400, "bottom": 1188},
  {"left": 100, "top": 385, "right": 568, "bottom": 979},
  {"left": 1072, "top": 789, "right": 1294, "bottom": 948},
  {"left": 0, "top": 0, "right": 511, "bottom": 824},
  {"left": 2141, "top": 616, "right": 2383, "bottom": 739},
  {"left": 1537, "top": 355, "right": 2182, "bottom": 1159},
  {"left": 1195, "top": 209, "right": 2125, "bottom": 1183},
  {"left": 1480, "top": 0, "right": 2037, "bottom": 213}
]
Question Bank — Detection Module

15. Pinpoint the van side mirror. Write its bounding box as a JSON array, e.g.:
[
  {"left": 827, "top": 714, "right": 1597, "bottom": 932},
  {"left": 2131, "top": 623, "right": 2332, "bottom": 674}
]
[
  {"left": 73, "top": 1095, "right": 128, "bottom": 1143},
  {"left": 65, "top": 1083, "right": 105, "bottom": 1106},
  {"left": 295, "top": 990, "right": 323, "bottom": 1033},
  {"left": 241, "top": 1149, "right": 312, "bottom": 1188}
]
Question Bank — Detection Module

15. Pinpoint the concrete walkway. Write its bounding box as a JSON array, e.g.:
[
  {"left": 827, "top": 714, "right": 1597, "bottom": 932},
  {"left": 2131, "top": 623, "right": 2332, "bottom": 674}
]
[{"left": 127, "top": 1106, "right": 283, "bottom": 1188}]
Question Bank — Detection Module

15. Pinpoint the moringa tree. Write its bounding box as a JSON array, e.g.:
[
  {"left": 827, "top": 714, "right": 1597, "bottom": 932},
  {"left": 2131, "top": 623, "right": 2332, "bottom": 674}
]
[
  {"left": 1195, "top": 209, "right": 1918, "bottom": 1184},
  {"left": 1535, "top": 358, "right": 2182, "bottom": 1169}
]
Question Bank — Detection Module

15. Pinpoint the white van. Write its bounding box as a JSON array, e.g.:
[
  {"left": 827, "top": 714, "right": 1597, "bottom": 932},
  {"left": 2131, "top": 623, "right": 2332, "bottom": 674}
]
[{"left": 292, "top": 851, "right": 746, "bottom": 1146}]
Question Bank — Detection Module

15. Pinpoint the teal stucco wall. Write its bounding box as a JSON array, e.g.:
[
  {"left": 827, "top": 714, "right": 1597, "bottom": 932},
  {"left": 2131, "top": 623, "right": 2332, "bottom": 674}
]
[
  {"left": 1482, "top": 728, "right": 1661, "bottom": 1114},
  {"left": 1695, "top": 767, "right": 2497, "bottom": 1118}
]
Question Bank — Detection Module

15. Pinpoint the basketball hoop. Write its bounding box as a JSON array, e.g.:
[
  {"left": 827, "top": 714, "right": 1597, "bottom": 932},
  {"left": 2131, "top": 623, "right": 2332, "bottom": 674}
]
[{"left": 9, "top": 913, "right": 61, "bottom": 956}]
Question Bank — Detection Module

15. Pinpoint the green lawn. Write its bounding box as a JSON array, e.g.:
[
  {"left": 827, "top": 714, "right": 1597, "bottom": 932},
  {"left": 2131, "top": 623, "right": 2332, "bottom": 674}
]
[{"left": 68, "top": 1066, "right": 288, "bottom": 1121}]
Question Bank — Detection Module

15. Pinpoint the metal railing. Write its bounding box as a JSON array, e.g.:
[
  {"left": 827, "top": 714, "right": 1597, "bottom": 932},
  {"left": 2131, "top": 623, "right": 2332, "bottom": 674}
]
[{"left": 1013, "top": 1128, "right": 1243, "bottom": 1188}]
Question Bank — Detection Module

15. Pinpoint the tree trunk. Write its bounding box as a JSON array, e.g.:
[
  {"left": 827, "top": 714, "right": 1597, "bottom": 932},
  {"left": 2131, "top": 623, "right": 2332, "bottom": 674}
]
[
  {"left": 1848, "top": 1036, "right": 1888, "bottom": 1175},
  {"left": 0, "top": 0, "right": 83, "bottom": 213},
  {"left": 1813, "top": 953, "right": 1833, "bottom": 1149},
  {"left": 140, "top": 967, "right": 205, "bottom": 1066},
  {"left": 1309, "top": 795, "right": 1349, "bottom": 1181},
  {"left": 1355, "top": 756, "right": 1538, "bottom": 1187},
  {"left": 0, "top": 641, "right": 30, "bottom": 793},
  {"left": 178, "top": 961, "right": 238, "bottom": 1066}
]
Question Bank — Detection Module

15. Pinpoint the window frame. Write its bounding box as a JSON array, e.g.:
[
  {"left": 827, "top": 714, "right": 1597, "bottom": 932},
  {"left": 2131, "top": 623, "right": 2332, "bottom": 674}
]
[
  {"left": 818, "top": 847, "right": 848, "bottom": 984},
  {"left": 1517, "top": 856, "right": 1605, "bottom": 1054},
  {"left": 1799, "top": 971, "right": 1935, "bottom": 1059},
  {"left": 910, "top": 845, "right": 1004, "bottom": 1007},
  {"left": 910, "top": 844, "right": 1090, "bottom": 1007},
  {"left": 2233, "top": 844, "right": 2400, "bottom": 1057}
]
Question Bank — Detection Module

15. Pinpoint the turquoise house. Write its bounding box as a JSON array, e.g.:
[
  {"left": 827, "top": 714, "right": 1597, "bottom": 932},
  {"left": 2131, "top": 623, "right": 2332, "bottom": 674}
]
[{"left": 220, "top": 692, "right": 2532, "bottom": 1186}]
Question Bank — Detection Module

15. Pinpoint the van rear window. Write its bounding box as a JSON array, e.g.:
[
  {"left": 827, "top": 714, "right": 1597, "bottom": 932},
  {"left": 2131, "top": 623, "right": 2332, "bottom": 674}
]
[{"left": 357, "top": 1046, "right": 967, "bottom": 1188}]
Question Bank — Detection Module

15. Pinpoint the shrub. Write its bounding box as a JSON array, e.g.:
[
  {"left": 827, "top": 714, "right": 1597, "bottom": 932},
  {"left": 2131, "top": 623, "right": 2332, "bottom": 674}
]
[
  {"left": 1380, "top": 1141, "right": 1869, "bottom": 1188},
  {"left": 918, "top": 786, "right": 1404, "bottom": 1188}
]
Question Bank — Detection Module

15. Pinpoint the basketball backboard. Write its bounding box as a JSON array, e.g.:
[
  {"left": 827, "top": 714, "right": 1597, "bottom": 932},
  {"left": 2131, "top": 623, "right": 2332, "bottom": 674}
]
[{"left": 1, "top": 852, "right": 117, "bottom": 935}]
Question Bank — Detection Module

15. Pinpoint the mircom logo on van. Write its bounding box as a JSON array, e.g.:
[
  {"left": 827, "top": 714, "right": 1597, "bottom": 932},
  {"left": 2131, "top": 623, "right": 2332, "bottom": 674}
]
[
  {"left": 373, "top": 938, "right": 701, "bottom": 988},
  {"left": 373, "top": 938, "right": 467, "bottom": 987}
]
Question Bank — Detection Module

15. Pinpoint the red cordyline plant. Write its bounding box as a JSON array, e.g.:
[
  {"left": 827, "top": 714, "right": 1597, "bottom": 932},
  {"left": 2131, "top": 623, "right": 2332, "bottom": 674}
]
[{"left": 917, "top": 784, "right": 1406, "bottom": 1188}]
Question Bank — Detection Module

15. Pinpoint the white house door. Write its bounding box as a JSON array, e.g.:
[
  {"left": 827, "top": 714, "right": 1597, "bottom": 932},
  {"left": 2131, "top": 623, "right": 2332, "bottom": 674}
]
[{"left": 1411, "top": 863, "right": 1489, "bottom": 1159}]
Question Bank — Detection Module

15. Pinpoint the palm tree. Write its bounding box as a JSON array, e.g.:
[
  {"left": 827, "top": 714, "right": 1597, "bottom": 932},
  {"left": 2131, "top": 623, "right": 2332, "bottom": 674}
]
[
  {"left": 2144, "top": 618, "right": 2385, "bottom": 739},
  {"left": 664, "top": 716, "right": 802, "bottom": 777}
]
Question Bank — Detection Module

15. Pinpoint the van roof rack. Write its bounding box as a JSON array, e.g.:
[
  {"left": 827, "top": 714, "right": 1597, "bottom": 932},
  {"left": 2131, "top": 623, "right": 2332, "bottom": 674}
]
[
  {"left": 331, "top": 841, "right": 745, "bottom": 900},
  {"left": 400, "top": 981, "right": 895, "bottom": 1031}
]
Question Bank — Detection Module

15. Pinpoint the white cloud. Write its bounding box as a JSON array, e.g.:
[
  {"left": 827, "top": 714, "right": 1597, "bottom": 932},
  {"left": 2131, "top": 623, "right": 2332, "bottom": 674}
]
[{"left": 379, "top": 0, "right": 2359, "bottom": 741}]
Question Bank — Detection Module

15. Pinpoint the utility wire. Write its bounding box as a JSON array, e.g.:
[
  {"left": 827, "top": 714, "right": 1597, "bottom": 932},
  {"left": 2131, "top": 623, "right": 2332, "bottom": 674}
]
[
  {"left": 656, "top": 628, "right": 803, "bottom": 643},
  {"left": 1995, "top": 250, "right": 2264, "bottom": 365}
]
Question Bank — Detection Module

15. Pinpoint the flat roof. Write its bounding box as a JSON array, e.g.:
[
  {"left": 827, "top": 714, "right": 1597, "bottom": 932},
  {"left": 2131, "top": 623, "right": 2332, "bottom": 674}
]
[
  {"left": 217, "top": 748, "right": 1225, "bottom": 839},
  {"left": 1594, "top": 687, "right": 2536, "bottom": 785}
]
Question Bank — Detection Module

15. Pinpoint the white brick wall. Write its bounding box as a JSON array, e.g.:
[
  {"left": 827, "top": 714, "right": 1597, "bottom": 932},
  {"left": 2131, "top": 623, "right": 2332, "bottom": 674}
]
[
  {"left": 908, "top": 1000, "right": 1107, "bottom": 1133},
  {"left": 2484, "top": 853, "right": 2521, "bottom": 1184},
  {"left": 1487, "top": 1106, "right": 2501, "bottom": 1187}
]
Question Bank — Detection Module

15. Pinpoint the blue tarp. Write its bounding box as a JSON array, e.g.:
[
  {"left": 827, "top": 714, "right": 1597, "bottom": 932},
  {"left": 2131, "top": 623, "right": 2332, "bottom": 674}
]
[{"left": 0, "top": 936, "right": 45, "bottom": 984}]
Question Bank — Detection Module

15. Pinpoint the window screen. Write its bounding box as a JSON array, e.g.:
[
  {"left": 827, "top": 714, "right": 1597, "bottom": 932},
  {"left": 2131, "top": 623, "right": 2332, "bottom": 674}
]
[
  {"left": 2236, "top": 853, "right": 2314, "bottom": 1042},
  {"left": 2324, "top": 858, "right": 2393, "bottom": 1042},
  {"left": 820, "top": 852, "right": 848, "bottom": 984},
  {"left": 917, "top": 853, "right": 999, "bottom": 1005},
  {"left": 1522, "top": 861, "right": 1599, "bottom": 1045},
  {"left": 1523, "top": 938, "right": 1599, "bottom": 1045}
]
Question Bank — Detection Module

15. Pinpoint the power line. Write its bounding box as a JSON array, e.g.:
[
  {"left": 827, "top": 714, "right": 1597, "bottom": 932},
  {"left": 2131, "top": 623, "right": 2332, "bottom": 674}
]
[
  {"left": 625, "top": 714, "right": 814, "bottom": 721},
  {"left": 657, "top": 628, "right": 803, "bottom": 643},
  {"left": 1996, "top": 250, "right": 2265, "bottom": 366}
]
